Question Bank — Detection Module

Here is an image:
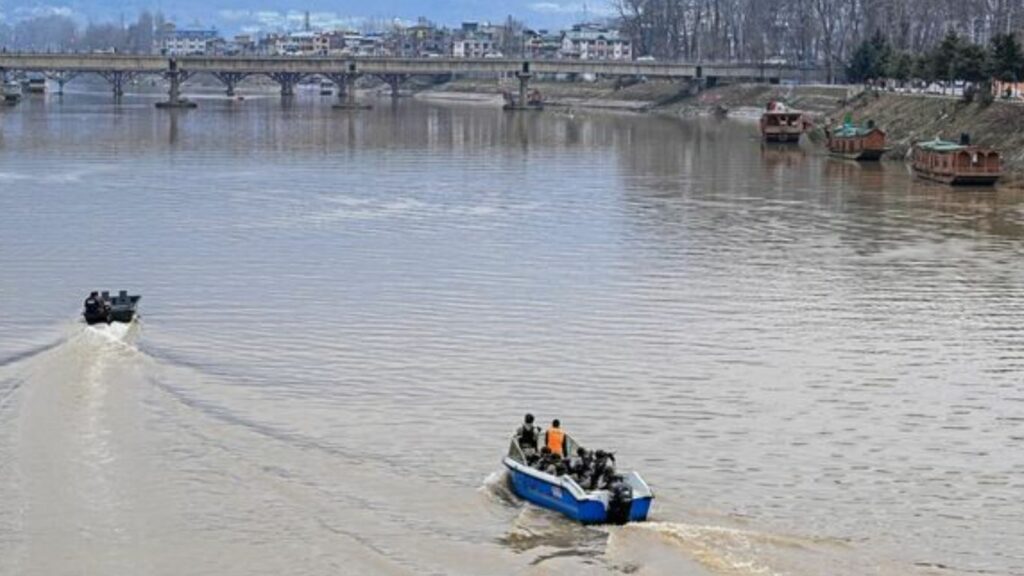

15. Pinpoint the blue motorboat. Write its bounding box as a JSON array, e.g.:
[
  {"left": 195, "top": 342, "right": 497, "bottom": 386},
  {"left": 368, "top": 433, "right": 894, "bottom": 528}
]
[{"left": 502, "top": 434, "right": 653, "bottom": 524}]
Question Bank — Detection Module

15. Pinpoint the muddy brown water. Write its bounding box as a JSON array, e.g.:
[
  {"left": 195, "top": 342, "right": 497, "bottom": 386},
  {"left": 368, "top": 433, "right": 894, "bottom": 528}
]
[{"left": 1, "top": 91, "right": 1022, "bottom": 576}]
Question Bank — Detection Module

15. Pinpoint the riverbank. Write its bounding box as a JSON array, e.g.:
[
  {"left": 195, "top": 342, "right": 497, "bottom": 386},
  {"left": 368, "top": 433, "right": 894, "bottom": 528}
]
[
  {"left": 831, "top": 91, "right": 1024, "bottom": 170},
  {"left": 419, "top": 77, "right": 692, "bottom": 111},
  {"left": 425, "top": 77, "right": 1024, "bottom": 183}
]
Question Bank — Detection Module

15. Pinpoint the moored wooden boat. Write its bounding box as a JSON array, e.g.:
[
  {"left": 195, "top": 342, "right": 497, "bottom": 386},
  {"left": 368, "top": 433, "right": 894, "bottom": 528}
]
[
  {"left": 911, "top": 136, "right": 1002, "bottom": 186},
  {"left": 760, "top": 100, "right": 804, "bottom": 143},
  {"left": 826, "top": 120, "right": 889, "bottom": 161}
]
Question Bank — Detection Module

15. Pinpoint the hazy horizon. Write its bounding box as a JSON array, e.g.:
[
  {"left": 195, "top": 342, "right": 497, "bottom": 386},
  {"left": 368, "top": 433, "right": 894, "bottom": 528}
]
[{"left": 0, "top": 0, "right": 617, "bottom": 33}]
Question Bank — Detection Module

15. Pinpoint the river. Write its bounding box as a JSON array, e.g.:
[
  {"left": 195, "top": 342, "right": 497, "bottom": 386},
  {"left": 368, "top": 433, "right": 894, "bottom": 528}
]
[{"left": 0, "top": 89, "right": 1022, "bottom": 576}]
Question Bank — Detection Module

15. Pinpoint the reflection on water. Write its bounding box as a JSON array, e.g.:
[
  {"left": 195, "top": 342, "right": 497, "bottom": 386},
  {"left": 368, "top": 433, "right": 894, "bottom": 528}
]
[{"left": 1, "top": 92, "right": 1023, "bottom": 576}]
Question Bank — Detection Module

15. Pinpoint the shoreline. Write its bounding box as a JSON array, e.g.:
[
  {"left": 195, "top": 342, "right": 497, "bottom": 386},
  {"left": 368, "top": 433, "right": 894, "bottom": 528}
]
[{"left": 423, "top": 79, "right": 1024, "bottom": 185}]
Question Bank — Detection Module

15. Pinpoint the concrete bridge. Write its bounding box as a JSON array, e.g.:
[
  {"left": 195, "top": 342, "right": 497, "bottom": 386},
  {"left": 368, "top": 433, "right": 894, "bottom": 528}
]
[{"left": 0, "top": 53, "right": 824, "bottom": 109}]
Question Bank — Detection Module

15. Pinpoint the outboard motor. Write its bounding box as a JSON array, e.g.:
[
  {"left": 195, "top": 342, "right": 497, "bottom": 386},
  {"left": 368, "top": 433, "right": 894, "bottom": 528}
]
[{"left": 606, "top": 478, "right": 634, "bottom": 525}]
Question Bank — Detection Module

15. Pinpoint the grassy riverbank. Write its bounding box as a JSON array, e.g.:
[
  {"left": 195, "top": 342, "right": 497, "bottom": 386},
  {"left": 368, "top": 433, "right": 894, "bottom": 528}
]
[
  {"left": 831, "top": 91, "right": 1024, "bottom": 169},
  {"left": 421, "top": 77, "right": 694, "bottom": 111},
  {"left": 426, "top": 77, "right": 1024, "bottom": 181}
]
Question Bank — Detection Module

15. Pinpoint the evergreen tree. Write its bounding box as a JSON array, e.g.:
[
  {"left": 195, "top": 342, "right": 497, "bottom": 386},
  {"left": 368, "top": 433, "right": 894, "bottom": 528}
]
[
  {"left": 887, "top": 51, "right": 913, "bottom": 82},
  {"left": 931, "top": 29, "right": 962, "bottom": 84},
  {"left": 846, "top": 40, "right": 877, "bottom": 82},
  {"left": 846, "top": 29, "right": 892, "bottom": 82},
  {"left": 869, "top": 29, "right": 893, "bottom": 79},
  {"left": 953, "top": 43, "right": 988, "bottom": 83},
  {"left": 988, "top": 33, "right": 1024, "bottom": 82}
]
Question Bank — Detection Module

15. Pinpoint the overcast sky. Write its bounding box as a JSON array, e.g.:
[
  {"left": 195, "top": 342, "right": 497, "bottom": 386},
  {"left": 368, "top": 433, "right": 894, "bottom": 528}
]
[{"left": 0, "top": 0, "right": 617, "bottom": 32}]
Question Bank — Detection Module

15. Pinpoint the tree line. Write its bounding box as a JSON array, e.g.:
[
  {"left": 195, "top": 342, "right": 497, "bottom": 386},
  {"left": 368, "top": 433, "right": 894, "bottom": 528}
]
[
  {"left": 614, "top": 0, "right": 1024, "bottom": 80},
  {"left": 0, "top": 12, "right": 164, "bottom": 53},
  {"left": 847, "top": 30, "right": 1024, "bottom": 88}
]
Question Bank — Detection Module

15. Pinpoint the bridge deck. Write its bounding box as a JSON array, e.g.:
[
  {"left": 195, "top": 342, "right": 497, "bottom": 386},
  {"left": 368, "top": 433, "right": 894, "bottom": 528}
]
[{"left": 0, "top": 53, "right": 820, "bottom": 82}]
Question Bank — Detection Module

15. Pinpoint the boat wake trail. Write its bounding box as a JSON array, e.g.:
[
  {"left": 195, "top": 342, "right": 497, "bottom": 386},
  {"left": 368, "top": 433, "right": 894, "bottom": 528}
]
[
  {"left": 606, "top": 521, "right": 858, "bottom": 576},
  {"left": 0, "top": 340, "right": 64, "bottom": 369},
  {"left": 478, "top": 470, "right": 519, "bottom": 506},
  {"left": 0, "top": 320, "right": 149, "bottom": 574}
]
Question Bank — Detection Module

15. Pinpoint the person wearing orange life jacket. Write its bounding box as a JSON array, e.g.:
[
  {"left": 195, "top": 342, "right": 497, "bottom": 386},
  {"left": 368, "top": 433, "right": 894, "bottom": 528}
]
[{"left": 544, "top": 419, "right": 568, "bottom": 457}]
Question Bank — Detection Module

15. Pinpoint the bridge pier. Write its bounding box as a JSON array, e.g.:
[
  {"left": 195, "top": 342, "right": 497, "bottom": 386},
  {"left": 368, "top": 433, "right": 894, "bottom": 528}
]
[
  {"left": 156, "top": 60, "right": 196, "bottom": 109},
  {"left": 98, "top": 70, "right": 136, "bottom": 98},
  {"left": 269, "top": 72, "right": 305, "bottom": 97},
  {"left": 45, "top": 71, "right": 79, "bottom": 94},
  {"left": 213, "top": 72, "right": 249, "bottom": 96},
  {"left": 327, "top": 72, "right": 371, "bottom": 110},
  {"left": 504, "top": 68, "right": 542, "bottom": 111},
  {"left": 380, "top": 74, "right": 407, "bottom": 99}
]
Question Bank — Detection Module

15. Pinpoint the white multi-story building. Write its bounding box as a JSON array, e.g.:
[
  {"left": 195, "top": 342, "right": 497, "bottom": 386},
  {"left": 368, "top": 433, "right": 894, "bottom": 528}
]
[
  {"left": 452, "top": 37, "right": 497, "bottom": 58},
  {"left": 278, "top": 31, "right": 330, "bottom": 56},
  {"left": 560, "top": 24, "right": 631, "bottom": 60},
  {"left": 155, "top": 25, "right": 219, "bottom": 55}
]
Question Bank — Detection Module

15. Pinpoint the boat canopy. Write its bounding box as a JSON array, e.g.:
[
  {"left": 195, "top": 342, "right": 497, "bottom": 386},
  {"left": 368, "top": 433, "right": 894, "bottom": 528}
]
[
  {"left": 831, "top": 123, "right": 882, "bottom": 137},
  {"left": 917, "top": 139, "right": 969, "bottom": 152}
]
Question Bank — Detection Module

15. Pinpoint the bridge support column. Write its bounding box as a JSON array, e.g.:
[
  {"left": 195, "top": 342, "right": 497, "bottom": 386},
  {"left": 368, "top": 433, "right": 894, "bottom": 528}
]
[
  {"left": 327, "top": 73, "right": 371, "bottom": 110},
  {"left": 380, "top": 74, "right": 407, "bottom": 98},
  {"left": 156, "top": 60, "right": 196, "bottom": 109},
  {"left": 213, "top": 72, "right": 249, "bottom": 97},
  {"left": 45, "top": 71, "right": 79, "bottom": 94},
  {"left": 269, "top": 72, "right": 305, "bottom": 97},
  {"left": 505, "top": 69, "right": 541, "bottom": 111},
  {"left": 98, "top": 70, "right": 136, "bottom": 99}
]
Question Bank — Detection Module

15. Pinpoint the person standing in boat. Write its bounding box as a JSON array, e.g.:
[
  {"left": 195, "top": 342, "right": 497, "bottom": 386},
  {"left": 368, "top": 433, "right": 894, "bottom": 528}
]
[
  {"left": 545, "top": 419, "right": 567, "bottom": 457},
  {"left": 515, "top": 413, "right": 541, "bottom": 454}
]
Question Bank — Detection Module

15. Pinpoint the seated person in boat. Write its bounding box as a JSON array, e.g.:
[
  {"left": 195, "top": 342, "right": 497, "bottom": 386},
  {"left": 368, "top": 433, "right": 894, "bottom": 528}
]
[
  {"left": 515, "top": 413, "right": 541, "bottom": 455},
  {"left": 567, "top": 447, "right": 594, "bottom": 484},
  {"left": 545, "top": 419, "right": 568, "bottom": 456},
  {"left": 586, "top": 450, "right": 617, "bottom": 490},
  {"left": 536, "top": 447, "right": 568, "bottom": 476},
  {"left": 84, "top": 291, "right": 108, "bottom": 315}
]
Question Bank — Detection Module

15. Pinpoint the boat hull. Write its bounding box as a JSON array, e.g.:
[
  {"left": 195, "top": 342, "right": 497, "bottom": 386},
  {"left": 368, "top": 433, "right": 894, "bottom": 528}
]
[
  {"left": 503, "top": 457, "right": 652, "bottom": 524},
  {"left": 912, "top": 167, "right": 1001, "bottom": 186},
  {"left": 763, "top": 131, "right": 801, "bottom": 144},
  {"left": 829, "top": 148, "right": 887, "bottom": 161}
]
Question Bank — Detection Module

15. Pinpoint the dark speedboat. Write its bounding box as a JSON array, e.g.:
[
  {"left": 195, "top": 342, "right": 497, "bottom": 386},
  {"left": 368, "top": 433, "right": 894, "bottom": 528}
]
[
  {"left": 502, "top": 433, "right": 653, "bottom": 524},
  {"left": 83, "top": 290, "right": 141, "bottom": 325}
]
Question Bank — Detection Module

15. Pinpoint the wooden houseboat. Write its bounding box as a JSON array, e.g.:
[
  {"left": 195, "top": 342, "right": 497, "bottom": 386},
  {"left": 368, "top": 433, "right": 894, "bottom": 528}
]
[
  {"left": 760, "top": 101, "right": 805, "bottom": 143},
  {"left": 826, "top": 120, "right": 889, "bottom": 160},
  {"left": 911, "top": 136, "right": 1002, "bottom": 186}
]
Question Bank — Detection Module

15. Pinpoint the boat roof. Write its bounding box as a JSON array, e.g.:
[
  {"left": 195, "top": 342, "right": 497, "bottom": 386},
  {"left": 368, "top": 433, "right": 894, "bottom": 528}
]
[
  {"left": 832, "top": 123, "right": 882, "bottom": 137},
  {"left": 915, "top": 139, "right": 1000, "bottom": 153},
  {"left": 917, "top": 139, "right": 969, "bottom": 152}
]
